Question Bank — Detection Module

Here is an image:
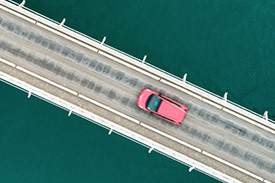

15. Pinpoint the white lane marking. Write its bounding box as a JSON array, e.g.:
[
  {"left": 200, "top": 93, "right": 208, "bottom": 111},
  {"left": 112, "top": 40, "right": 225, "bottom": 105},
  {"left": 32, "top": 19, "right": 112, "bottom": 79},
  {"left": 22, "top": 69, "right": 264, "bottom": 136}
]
[
  {"left": 15, "top": 66, "right": 78, "bottom": 95},
  {"left": 160, "top": 79, "right": 203, "bottom": 100},
  {"left": 202, "top": 151, "right": 264, "bottom": 181},
  {"left": 78, "top": 94, "right": 140, "bottom": 124},
  {"left": 0, "top": 57, "right": 16, "bottom": 67},
  {"left": 223, "top": 108, "right": 275, "bottom": 135},
  {"left": 202, "top": 98, "right": 222, "bottom": 109},
  {"left": 140, "top": 122, "right": 201, "bottom": 152},
  {"left": 98, "top": 51, "right": 160, "bottom": 81}
]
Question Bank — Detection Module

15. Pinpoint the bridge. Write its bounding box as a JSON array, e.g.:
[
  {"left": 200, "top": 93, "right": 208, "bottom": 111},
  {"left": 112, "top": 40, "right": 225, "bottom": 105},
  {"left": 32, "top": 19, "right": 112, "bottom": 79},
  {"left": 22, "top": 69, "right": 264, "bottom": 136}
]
[{"left": 0, "top": 1, "right": 274, "bottom": 182}]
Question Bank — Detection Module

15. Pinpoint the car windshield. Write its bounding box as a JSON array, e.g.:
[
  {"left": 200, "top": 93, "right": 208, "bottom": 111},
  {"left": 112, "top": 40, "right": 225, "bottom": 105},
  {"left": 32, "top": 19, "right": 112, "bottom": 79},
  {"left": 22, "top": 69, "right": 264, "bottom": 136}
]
[{"left": 146, "top": 94, "right": 162, "bottom": 112}]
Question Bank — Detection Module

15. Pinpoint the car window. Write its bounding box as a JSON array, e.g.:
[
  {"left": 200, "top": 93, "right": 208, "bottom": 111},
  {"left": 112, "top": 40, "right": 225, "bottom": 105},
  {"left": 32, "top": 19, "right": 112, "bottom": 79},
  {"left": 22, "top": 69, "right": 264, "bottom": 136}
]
[
  {"left": 146, "top": 94, "right": 162, "bottom": 112},
  {"left": 159, "top": 95, "right": 181, "bottom": 108},
  {"left": 154, "top": 113, "right": 174, "bottom": 122}
]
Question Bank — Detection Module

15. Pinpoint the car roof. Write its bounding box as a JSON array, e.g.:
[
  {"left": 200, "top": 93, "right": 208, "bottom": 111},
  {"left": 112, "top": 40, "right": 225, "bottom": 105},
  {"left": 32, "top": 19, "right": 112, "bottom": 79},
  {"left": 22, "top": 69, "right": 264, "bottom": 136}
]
[{"left": 157, "top": 100, "right": 185, "bottom": 122}]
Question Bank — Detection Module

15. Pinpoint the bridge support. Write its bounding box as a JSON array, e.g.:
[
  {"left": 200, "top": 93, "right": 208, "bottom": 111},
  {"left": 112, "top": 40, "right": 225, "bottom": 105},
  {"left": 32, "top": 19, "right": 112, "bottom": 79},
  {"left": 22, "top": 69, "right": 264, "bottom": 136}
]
[
  {"left": 148, "top": 147, "right": 154, "bottom": 153},
  {"left": 101, "top": 36, "right": 106, "bottom": 45},
  {"left": 59, "top": 18, "right": 66, "bottom": 27},
  {"left": 68, "top": 110, "right": 72, "bottom": 116},
  {"left": 182, "top": 73, "right": 187, "bottom": 83},
  {"left": 142, "top": 55, "right": 147, "bottom": 64},
  {"left": 27, "top": 91, "right": 32, "bottom": 98},
  {"left": 189, "top": 166, "right": 195, "bottom": 172},
  {"left": 223, "top": 92, "right": 228, "bottom": 102},
  {"left": 19, "top": 0, "right": 26, "bottom": 8},
  {"left": 263, "top": 111, "right": 268, "bottom": 121},
  {"left": 108, "top": 128, "right": 113, "bottom": 135}
]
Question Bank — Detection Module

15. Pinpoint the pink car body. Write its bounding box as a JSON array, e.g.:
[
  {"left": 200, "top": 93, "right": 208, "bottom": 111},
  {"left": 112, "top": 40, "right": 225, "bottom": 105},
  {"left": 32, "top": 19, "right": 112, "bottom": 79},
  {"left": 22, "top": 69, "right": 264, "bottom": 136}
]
[{"left": 137, "top": 88, "right": 188, "bottom": 125}]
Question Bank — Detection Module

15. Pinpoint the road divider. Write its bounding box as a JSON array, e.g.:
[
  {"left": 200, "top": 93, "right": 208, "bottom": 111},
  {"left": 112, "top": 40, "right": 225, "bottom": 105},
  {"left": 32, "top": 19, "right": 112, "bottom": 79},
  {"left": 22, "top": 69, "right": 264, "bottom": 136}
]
[{"left": 0, "top": 57, "right": 16, "bottom": 67}]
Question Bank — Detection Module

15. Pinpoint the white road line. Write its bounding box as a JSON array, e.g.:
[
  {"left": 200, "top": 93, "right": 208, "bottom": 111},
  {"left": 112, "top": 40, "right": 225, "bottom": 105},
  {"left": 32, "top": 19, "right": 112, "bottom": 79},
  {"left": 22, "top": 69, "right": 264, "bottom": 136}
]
[
  {"left": 98, "top": 51, "right": 160, "bottom": 81},
  {"left": 202, "top": 151, "right": 264, "bottom": 181},
  {"left": 152, "top": 145, "right": 243, "bottom": 183},
  {"left": 160, "top": 78, "right": 203, "bottom": 100},
  {"left": 15, "top": 66, "right": 78, "bottom": 95},
  {"left": 140, "top": 122, "right": 202, "bottom": 152},
  {"left": 202, "top": 98, "right": 222, "bottom": 109},
  {"left": 78, "top": 94, "right": 140, "bottom": 124},
  {"left": 0, "top": 57, "right": 16, "bottom": 67}
]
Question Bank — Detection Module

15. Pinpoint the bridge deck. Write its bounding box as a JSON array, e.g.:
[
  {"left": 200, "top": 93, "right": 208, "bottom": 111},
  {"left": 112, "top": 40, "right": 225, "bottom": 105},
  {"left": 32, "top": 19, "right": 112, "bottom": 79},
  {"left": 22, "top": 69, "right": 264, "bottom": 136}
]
[{"left": 0, "top": 2, "right": 274, "bottom": 183}]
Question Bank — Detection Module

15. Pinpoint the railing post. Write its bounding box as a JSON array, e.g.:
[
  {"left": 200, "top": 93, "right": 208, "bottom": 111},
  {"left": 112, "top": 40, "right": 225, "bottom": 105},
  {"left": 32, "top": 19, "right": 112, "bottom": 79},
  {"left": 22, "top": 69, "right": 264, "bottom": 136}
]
[
  {"left": 19, "top": 0, "right": 26, "bottom": 8},
  {"left": 27, "top": 91, "right": 32, "bottom": 98},
  {"left": 142, "top": 55, "right": 147, "bottom": 64},
  {"left": 101, "top": 36, "right": 106, "bottom": 45},
  {"left": 68, "top": 110, "right": 72, "bottom": 116},
  {"left": 182, "top": 73, "right": 187, "bottom": 83},
  {"left": 148, "top": 147, "right": 154, "bottom": 153},
  {"left": 59, "top": 18, "right": 66, "bottom": 27},
  {"left": 223, "top": 92, "right": 228, "bottom": 102},
  {"left": 189, "top": 166, "right": 195, "bottom": 172},
  {"left": 108, "top": 128, "right": 113, "bottom": 135},
  {"left": 263, "top": 111, "right": 268, "bottom": 121}
]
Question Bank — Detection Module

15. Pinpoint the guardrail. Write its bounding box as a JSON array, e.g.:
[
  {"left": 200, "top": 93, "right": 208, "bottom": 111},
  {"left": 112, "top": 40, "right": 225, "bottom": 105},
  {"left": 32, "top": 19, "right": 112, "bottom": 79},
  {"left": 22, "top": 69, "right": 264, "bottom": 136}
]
[{"left": 2, "top": 0, "right": 274, "bottom": 127}]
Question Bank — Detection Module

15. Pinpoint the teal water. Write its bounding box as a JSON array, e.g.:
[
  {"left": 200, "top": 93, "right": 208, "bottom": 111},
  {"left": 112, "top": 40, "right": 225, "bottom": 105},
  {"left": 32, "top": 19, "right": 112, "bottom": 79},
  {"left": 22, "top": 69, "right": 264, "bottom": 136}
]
[{"left": 1, "top": 0, "right": 274, "bottom": 182}]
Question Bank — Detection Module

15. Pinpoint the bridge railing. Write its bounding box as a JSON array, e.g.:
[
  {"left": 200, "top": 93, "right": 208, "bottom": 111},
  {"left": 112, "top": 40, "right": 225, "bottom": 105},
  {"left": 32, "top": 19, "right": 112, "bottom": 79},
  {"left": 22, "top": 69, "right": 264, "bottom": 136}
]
[
  {"left": 4, "top": 0, "right": 274, "bottom": 126},
  {"left": 5, "top": 0, "right": 103, "bottom": 45}
]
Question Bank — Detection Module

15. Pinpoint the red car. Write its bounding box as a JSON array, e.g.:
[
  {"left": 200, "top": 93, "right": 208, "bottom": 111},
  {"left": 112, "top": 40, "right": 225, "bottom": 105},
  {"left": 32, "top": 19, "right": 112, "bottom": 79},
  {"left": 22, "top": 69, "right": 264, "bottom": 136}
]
[{"left": 137, "top": 88, "right": 188, "bottom": 125}]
